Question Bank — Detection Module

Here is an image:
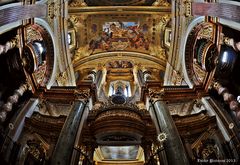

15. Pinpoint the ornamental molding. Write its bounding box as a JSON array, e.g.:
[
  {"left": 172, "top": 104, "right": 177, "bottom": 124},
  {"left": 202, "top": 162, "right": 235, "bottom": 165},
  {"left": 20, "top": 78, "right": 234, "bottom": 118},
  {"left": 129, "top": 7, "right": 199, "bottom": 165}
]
[
  {"left": 153, "top": 0, "right": 171, "bottom": 7},
  {"left": 47, "top": 1, "right": 62, "bottom": 20},
  {"left": 95, "top": 109, "right": 143, "bottom": 122},
  {"left": 184, "top": 0, "right": 192, "bottom": 17},
  {"left": 69, "top": 1, "right": 87, "bottom": 7}
]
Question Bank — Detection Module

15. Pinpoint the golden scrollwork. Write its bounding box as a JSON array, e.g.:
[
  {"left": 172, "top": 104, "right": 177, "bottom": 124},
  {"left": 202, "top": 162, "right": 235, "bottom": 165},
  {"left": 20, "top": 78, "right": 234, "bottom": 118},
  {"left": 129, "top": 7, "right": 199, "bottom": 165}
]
[
  {"left": 95, "top": 109, "right": 142, "bottom": 122},
  {"left": 198, "top": 24, "right": 214, "bottom": 41},
  {"left": 69, "top": 1, "right": 87, "bottom": 7},
  {"left": 152, "top": 0, "right": 171, "bottom": 7},
  {"left": 159, "top": 15, "right": 171, "bottom": 26},
  {"left": 69, "top": 15, "right": 80, "bottom": 25}
]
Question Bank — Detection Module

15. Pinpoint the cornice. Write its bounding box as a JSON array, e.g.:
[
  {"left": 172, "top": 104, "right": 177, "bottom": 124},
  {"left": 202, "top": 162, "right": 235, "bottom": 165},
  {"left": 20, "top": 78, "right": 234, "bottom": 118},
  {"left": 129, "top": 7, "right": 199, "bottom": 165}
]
[
  {"left": 68, "top": 6, "right": 171, "bottom": 15},
  {"left": 73, "top": 51, "right": 166, "bottom": 70}
]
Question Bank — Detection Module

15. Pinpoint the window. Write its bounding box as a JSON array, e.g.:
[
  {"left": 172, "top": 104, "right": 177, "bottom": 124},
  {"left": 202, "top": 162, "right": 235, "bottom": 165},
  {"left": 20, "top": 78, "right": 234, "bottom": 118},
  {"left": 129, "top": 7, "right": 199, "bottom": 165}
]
[
  {"left": 108, "top": 81, "right": 131, "bottom": 97},
  {"left": 68, "top": 33, "right": 72, "bottom": 45}
]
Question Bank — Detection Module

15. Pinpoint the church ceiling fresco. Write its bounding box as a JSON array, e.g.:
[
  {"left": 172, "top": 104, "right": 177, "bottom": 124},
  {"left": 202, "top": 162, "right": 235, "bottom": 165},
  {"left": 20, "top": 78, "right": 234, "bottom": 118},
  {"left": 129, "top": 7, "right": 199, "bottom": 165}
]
[
  {"left": 89, "top": 21, "right": 150, "bottom": 53},
  {"left": 70, "top": 14, "right": 170, "bottom": 64}
]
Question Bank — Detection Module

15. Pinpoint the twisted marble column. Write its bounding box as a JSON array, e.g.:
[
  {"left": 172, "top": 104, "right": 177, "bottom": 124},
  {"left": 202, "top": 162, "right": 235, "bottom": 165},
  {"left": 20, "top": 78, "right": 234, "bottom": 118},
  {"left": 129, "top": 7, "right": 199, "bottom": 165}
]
[
  {"left": 223, "top": 36, "right": 240, "bottom": 52},
  {"left": 0, "top": 83, "right": 28, "bottom": 122},
  {"left": 0, "top": 36, "right": 19, "bottom": 55},
  {"left": 213, "top": 81, "right": 240, "bottom": 120}
]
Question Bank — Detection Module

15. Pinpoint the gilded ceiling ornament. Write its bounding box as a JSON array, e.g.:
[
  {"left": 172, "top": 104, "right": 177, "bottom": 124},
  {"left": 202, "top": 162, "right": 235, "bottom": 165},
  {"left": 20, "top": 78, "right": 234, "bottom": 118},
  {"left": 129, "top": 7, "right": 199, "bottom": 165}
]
[
  {"left": 198, "top": 24, "right": 214, "bottom": 41},
  {"left": 111, "top": 40, "right": 129, "bottom": 50},
  {"left": 184, "top": 0, "right": 192, "bottom": 17},
  {"left": 193, "top": 64, "right": 206, "bottom": 83},
  {"left": 47, "top": 2, "right": 55, "bottom": 19},
  {"left": 153, "top": 0, "right": 170, "bottom": 7},
  {"left": 95, "top": 109, "right": 142, "bottom": 122},
  {"left": 69, "top": 1, "right": 87, "bottom": 7},
  {"left": 73, "top": 46, "right": 91, "bottom": 62},
  {"left": 47, "top": 2, "right": 61, "bottom": 20},
  {"left": 26, "top": 27, "right": 42, "bottom": 42},
  {"left": 159, "top": 15, "right": 170, "bottom": 26},
  {"left": 69, "top": 15, "right": 81, "bottom": 25},
  {"left": 33, "top": 61, "right": 47, "bottom": 86}
]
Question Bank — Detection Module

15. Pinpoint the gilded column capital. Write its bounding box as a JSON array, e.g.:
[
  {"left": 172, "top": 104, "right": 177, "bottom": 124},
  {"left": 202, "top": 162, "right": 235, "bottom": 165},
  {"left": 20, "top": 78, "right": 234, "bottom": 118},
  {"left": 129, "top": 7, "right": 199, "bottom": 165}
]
[
  {"left": 148, "top": 87, "right": 165, "bottom": 102},
  {"left": 0, "top": 35, "right": 19, "bottom": 55},
  {"left": 74, "top": 88, "right": 91, "bottom": 102}
]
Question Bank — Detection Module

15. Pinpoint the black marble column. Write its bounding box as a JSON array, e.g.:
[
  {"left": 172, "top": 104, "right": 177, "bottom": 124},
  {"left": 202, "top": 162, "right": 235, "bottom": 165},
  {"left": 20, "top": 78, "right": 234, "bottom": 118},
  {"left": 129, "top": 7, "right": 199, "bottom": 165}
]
[
  {"left": 51, "top": 100, "right": 86, "bottom": 165},
  {"left": 152, "top": 100, "right": 189, "bottom": 165}
]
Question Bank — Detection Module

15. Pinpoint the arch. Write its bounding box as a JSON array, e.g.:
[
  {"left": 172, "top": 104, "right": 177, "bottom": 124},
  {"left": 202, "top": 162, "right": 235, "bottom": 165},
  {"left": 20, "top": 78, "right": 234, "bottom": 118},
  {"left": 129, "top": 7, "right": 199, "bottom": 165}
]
[
  {"left": 181, "top": 16, "right": 204, "bottom": 88},
  {"left": 0, "top": 21, "right": 21, "bottom": 35},
  {"left": 74, "top": 51, "right": 166, "bottom": 70},
  {"left": 35, "top": 18, "right": 57, "bottom": 89}
]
